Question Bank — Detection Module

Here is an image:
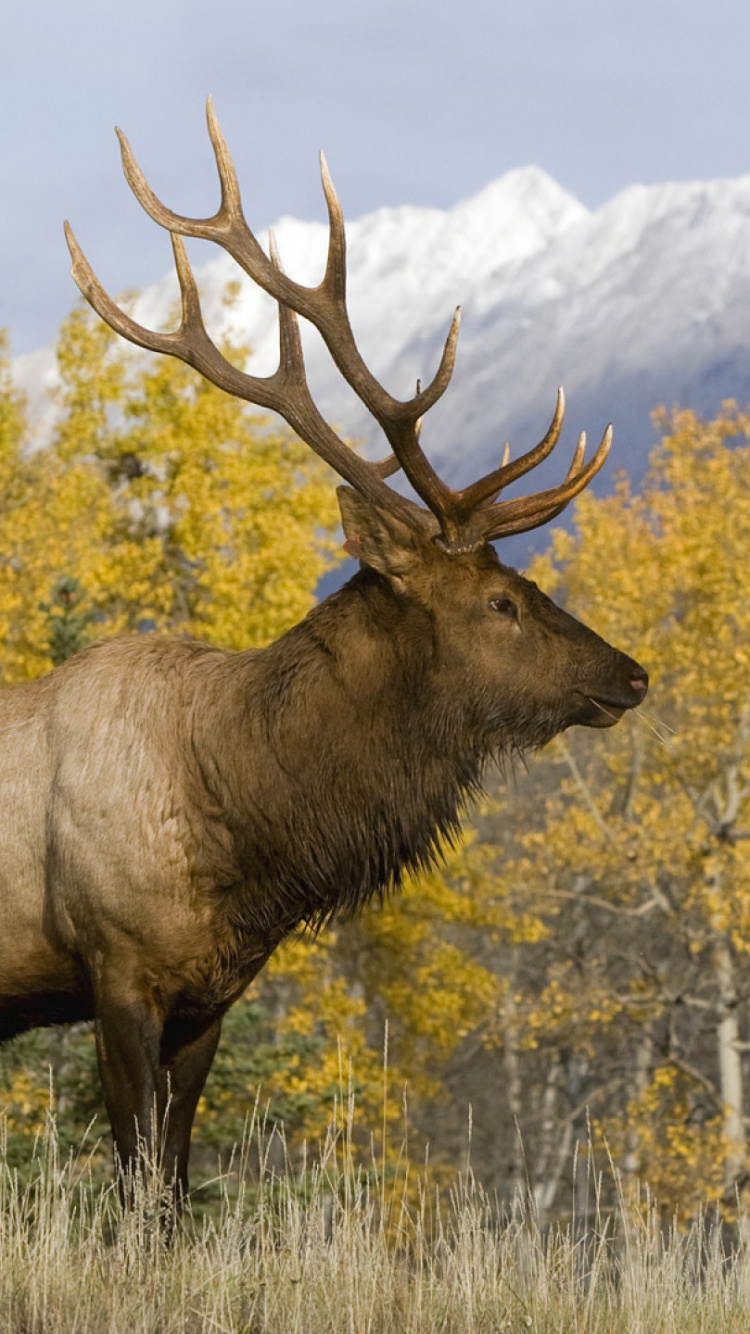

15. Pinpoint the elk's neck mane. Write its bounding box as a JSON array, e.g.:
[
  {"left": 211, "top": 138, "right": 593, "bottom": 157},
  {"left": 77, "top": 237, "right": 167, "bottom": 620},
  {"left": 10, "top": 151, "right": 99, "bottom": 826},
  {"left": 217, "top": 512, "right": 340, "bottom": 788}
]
[{"left": 210, "top": 569, "right": 495, "bottom": 942}]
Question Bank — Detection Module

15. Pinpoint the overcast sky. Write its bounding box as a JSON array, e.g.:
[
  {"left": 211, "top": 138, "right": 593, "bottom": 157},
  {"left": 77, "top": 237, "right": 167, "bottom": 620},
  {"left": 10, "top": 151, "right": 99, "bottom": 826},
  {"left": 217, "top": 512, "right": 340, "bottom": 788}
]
[{"left": 2, "top": 0, "right": 748, "bottom": 356}]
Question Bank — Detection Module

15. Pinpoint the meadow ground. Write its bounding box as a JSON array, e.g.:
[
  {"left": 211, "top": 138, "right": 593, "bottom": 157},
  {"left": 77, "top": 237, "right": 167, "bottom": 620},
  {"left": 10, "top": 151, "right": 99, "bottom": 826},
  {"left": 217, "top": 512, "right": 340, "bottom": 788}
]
[{"left": 0, "top": 1103, "right": 749, "bottom": 1334}]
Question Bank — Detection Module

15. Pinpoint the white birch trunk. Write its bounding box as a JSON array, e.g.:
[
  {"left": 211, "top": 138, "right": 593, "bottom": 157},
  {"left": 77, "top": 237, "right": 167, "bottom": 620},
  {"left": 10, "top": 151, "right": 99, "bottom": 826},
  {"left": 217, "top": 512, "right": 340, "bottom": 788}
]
[
  {"left": 621, "top": 1030, "right": 653, "bottom": 1194},
  {"left": 714, "top": 939, "right": 746, "bottom": 1193}
]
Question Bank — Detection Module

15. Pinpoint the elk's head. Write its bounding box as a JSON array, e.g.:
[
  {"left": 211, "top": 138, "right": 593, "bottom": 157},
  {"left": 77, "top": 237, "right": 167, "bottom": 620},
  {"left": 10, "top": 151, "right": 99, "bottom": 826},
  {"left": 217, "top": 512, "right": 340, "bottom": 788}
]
[
  {"left": 65, "top": 98, "right": 647, "bottom": 749},
  {"left": 336, "top": 486, "right": 647, "bottom": 753}
]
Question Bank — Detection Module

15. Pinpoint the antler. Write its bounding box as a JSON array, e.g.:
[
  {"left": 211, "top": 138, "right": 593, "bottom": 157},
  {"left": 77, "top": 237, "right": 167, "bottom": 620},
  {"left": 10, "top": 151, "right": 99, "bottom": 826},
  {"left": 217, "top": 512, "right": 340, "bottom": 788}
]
[{"left": 65, "top": 97, "right": 611, "bottom": 553}]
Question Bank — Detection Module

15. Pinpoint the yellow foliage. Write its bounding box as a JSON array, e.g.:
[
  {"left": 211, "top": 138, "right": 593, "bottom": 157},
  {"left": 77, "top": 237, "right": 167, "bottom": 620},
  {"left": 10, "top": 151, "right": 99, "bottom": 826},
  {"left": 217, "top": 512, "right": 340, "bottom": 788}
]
[
  {"left": 494, "top": 404, "right": 750, "bottom": 1209},
  {"left": 0, "top": 303, "right": 341, "bottom": 685},
  {"left": 599, "top": 1067, "right": 728, "bottom": 1216}
]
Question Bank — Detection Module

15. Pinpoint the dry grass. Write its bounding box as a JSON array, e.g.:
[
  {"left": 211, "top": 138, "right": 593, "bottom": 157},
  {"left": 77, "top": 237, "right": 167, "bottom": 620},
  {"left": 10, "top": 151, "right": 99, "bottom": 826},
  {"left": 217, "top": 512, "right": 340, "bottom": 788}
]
[{"left": 0, "top": 1104, "right": 749, "bottom": 1333}]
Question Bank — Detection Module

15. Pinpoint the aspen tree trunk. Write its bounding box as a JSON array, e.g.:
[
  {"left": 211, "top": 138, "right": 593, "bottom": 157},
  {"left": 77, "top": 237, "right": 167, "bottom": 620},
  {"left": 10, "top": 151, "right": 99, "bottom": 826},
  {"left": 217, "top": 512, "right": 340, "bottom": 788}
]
[
  {"left": 533, "top": 1054, "right": 572, "bottom": 1228},
  {"left": 710, "top": 703, "right": 750, "bottom": 1203},
  {"left": 621, "top": 1031, "right": 653, "bottom": 1195},
  {"left": 566, "top": 1053, "right": 591, "bottom": 1238},
  {"left": 713, "top": 938, "right": 747, "bottom": 1197},
  {"left": 501, "top": 983, "right": 526, "bottom": 1197}
]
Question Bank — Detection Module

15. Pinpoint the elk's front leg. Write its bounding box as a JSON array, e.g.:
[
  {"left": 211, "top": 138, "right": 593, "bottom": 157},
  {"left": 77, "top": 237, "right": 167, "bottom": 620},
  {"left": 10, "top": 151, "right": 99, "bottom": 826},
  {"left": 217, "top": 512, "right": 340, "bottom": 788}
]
[{"left": 94, "top": 984, "right": 165, "bottom": 1176}]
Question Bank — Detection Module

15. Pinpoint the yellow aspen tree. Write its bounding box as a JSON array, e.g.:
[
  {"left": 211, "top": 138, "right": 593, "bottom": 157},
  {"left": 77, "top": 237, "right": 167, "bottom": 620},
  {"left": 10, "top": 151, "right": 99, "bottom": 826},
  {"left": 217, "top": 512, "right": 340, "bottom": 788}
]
[{"left": 490, "top": 405, "right": 750, "bottom": 1216}]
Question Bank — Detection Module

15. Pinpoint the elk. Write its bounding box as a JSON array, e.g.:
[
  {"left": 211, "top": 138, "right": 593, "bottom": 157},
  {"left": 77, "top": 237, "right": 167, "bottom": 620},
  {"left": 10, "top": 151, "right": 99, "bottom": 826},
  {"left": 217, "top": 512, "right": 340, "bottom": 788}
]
[{"left": 0, "top": 100, "right": 647, "bottom": 1197}]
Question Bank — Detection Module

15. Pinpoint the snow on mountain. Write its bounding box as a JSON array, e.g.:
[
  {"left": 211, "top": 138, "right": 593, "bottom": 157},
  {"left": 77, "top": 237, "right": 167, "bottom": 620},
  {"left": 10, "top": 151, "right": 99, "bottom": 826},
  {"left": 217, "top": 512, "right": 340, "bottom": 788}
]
[{"left": 14, "top": 164, "right": 750, "bottom": 561}]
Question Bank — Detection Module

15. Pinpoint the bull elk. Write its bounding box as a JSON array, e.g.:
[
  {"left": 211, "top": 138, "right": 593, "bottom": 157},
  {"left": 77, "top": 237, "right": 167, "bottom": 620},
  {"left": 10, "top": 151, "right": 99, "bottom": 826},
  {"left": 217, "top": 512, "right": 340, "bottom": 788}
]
[{"left": 0, "top": 100, "right": 647, "bottom": 1197}]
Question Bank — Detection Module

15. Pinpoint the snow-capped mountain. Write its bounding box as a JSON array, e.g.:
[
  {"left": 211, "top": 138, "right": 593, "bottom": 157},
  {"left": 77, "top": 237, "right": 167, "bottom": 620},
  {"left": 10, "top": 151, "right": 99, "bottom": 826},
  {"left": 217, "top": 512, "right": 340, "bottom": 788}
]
[{"left": 14, "top": 164, "right": 750, "bottom": 562}]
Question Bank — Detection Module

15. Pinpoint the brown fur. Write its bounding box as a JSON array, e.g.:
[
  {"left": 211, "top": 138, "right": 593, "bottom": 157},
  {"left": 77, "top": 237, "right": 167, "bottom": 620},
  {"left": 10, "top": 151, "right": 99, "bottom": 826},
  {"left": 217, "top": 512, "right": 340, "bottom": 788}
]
[{"left": 0, "top": 494, "right": 647, "bottom": 1192}]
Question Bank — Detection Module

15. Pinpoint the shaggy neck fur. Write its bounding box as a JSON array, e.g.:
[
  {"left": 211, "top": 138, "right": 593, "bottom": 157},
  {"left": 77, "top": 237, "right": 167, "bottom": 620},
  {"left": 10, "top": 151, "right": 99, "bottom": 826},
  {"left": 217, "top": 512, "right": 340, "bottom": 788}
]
[{"left": 197, "top": 569, "right": 500, "bottom": 945}]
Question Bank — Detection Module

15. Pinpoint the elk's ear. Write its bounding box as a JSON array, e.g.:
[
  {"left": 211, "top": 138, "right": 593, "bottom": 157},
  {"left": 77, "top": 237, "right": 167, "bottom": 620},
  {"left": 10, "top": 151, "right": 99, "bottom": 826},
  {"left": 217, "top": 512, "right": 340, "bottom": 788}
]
[{"left": 337, "top": 487, "right": 428, "bottom": 589}]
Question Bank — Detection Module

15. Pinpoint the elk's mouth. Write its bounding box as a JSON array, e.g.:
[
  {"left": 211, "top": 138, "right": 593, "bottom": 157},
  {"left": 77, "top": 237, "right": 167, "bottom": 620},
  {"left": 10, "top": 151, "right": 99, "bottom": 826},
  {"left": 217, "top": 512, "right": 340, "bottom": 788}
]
[
  {"left": 570, "top": 694, "right": 630, "bottom": 729},
  {"left": 583, "top": 697, "right": 627, "bottom": 728}
]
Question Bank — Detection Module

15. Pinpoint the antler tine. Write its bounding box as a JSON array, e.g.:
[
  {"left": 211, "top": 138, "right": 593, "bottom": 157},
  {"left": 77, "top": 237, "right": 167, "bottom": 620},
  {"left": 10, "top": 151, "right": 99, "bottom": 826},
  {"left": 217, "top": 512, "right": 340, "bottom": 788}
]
[
  {"left": 66, "top": 221, "right": 194, "bottom": 360},
  {"left": 414, "top": 308, "right": 462, "bottom": 416},
  {"left": 374, "top": 454, "right": 401, "bottom": 478},
  {"left": 456, "top": 387, "right": 566, "bottom": 516},
  {"left": 116, "top": 97, "right": 245, "bottom": 239},
  {"left": 205, "top": 95, "right": 244, "bottom": 217},
  {"left": 316, "top": 150, "right": 460, "bottom": 421},
  {"left": 116, "top": 102, "right": 300, "bottom": 324},
  {"left": 266, "top": 227, "right": 309, "bottom": 390},
  {"left": 66, "top": 221, "right": 284, "bottom": 404},
  {"left": 319, "top": 150, "right": 347, "bottom": 304},
  {"left": 475, "top": 423, "right": 612, "bottom": 544},
  {"left": 565, "top": 430, "right": 587, "bottom": 479},
  {"left": 479, "top": 442, "right": 511, "bottom": 505}
]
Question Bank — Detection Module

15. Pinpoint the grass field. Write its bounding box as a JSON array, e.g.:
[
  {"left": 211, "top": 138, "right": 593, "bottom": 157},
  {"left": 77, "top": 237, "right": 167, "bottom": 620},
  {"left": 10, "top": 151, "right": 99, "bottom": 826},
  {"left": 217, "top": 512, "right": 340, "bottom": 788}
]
[{"left": 1, "top": 1105, "right": 749, "bottom": 1333}]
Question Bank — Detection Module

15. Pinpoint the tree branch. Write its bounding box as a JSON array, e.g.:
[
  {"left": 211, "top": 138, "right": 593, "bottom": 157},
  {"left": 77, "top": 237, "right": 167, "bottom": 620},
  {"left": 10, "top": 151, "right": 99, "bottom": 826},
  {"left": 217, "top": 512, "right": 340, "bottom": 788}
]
[{"left": 555, "top": 736, "right": 615, "bottom": 841}]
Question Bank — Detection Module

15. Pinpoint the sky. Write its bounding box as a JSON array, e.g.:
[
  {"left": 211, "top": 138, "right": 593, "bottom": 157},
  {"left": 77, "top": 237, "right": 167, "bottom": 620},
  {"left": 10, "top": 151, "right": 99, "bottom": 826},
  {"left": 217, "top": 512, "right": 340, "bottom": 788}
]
[{"left": 2, "top": 0, "right": 748, "bottom": 357}]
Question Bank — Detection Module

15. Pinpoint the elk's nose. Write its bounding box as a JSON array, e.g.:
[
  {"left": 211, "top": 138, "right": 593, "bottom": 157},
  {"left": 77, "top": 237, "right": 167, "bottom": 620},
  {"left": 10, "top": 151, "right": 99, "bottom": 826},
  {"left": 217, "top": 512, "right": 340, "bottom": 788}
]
[{"left": 629, "top": 666, "right": 649, "bottom": 698}]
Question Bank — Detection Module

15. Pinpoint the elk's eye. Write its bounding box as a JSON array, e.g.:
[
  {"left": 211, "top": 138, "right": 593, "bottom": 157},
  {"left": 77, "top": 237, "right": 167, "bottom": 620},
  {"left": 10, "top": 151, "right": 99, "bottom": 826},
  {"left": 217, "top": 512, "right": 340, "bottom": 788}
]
[{"left": 490, "top": 597, "right": 517, "bottom": 620}]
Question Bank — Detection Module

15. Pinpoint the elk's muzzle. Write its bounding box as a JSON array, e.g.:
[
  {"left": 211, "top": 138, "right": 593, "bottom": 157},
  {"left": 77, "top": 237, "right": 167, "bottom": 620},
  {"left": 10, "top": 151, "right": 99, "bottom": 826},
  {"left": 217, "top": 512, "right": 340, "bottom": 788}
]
[{"left": 573, "top": 656, "right": 649, "bottom": 729}]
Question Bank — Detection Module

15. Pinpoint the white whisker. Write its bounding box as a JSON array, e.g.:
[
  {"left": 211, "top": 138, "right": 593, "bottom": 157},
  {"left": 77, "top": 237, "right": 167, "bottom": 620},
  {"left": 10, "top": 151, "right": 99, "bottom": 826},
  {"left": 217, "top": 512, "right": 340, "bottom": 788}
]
[
  {"left": 634, "top": 707, "right": 673, "bottom": 747},
  {"left": 639, "top": 707, "right": 675, "bottom": 735},
  {"left": 586, "top": 698, "right": 673, "bottom": 748}
]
